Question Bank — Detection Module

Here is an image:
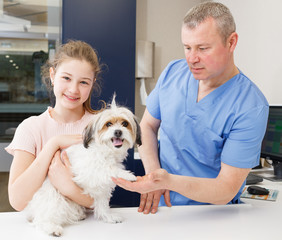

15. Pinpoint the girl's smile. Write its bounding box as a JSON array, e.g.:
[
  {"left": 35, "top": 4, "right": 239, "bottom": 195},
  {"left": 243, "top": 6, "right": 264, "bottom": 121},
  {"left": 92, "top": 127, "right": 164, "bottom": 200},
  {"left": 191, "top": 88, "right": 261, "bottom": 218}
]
[{"left": 63, "top": 93, "right": 80, "bottom": 101}]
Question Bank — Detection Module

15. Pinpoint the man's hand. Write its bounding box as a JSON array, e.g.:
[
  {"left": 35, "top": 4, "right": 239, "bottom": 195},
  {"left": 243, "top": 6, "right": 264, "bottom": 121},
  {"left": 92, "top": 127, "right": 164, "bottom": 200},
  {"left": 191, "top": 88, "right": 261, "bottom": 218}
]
[{"left": 138, "top": 190, "right": 171, "bottom": 214}]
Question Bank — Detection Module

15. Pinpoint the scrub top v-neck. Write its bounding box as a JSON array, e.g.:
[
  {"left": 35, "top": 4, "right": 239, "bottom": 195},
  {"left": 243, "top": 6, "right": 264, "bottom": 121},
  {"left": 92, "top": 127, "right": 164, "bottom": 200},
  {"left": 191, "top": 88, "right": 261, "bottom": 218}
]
[{"left": 146, "top": 59, "right": 269, "bottom": 206}]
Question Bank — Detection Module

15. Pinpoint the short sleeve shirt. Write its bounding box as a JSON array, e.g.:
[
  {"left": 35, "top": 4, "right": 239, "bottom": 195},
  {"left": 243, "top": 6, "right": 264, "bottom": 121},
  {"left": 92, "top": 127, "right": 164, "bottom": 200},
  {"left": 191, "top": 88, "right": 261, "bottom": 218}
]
[
  {"left": 6, "top": 107, "right": 94, "bottom": 157},
  {"left": 146, "top": 59, "right": 269, "bottom": 205}
]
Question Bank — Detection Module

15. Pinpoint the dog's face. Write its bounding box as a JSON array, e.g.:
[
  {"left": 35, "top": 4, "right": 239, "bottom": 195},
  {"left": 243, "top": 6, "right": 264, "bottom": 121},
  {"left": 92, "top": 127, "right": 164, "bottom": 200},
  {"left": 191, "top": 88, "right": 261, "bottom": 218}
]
[{"left": 83, "top": 96, "right": 141, "bottom": 151}]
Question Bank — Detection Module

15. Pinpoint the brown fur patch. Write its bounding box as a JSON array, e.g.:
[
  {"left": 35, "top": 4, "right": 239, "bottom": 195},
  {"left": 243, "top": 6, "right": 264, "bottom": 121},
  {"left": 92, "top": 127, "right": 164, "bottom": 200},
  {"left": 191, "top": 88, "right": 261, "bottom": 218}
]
[{"left": 98, "top": 117, "right": 133, "bottom": 136}]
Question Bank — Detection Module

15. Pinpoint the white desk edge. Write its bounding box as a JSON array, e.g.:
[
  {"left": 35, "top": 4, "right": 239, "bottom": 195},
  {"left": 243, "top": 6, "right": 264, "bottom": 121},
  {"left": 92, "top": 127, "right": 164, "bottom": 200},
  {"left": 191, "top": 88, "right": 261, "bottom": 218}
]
[{"left": 1, "top": 177, "right": 281, "bottom": 240}]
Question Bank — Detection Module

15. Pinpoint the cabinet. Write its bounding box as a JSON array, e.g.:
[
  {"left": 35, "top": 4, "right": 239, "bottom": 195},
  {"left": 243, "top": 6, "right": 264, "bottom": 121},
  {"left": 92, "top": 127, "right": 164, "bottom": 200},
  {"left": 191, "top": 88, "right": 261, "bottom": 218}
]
[{"left": 62, "top": 0, "right": 144, "bottom": 207}]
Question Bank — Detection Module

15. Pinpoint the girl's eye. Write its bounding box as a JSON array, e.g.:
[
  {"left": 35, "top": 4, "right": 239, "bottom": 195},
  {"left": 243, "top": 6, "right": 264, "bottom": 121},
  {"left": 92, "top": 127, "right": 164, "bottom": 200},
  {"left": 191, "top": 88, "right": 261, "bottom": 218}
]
[
  {"left": 106, "top": 122, "right": 112, "bottom": 127},
  {"left": 122, "top": 121, "right": 128, "bottom": 127},
  {"left": 63, "top": 76, "right": 70, "bottom": 81},
  {"left": 81, "top": 81, "right": 89, "bottom": 85}
]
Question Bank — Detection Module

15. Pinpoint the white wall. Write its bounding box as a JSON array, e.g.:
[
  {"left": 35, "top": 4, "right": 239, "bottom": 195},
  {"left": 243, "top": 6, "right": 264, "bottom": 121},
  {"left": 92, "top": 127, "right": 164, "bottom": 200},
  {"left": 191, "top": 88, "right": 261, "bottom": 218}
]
[
  {"left": 135, "top": 0, "right": 282, "bottom": 121},
  {"left": 135, "top": 0, "right": 202, "bottom": 119},
  {"left": 215, "top": 0, "right": 282, "bottom": 105}
]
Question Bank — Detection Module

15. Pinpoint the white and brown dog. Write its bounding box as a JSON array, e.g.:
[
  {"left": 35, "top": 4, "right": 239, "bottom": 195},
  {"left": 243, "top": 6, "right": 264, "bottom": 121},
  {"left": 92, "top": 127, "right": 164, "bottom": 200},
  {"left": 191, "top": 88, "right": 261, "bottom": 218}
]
[{"left": 25, "top": 95, "right": 141, "bottom": 236}]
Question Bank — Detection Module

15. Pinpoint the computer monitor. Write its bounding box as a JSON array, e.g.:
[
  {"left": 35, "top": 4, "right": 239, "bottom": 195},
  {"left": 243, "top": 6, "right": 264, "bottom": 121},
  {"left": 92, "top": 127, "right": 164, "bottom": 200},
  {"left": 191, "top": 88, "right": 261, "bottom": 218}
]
[{"left": 260, "top": 105, "right": 282, "bottom": 179}]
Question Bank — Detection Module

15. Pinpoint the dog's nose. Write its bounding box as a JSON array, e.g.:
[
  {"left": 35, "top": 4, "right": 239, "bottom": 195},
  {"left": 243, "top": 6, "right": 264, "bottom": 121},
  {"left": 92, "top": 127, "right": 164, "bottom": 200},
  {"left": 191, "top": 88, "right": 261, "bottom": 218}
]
[{"left": 114, "top": 130, "right": 122, "bottom": 138}]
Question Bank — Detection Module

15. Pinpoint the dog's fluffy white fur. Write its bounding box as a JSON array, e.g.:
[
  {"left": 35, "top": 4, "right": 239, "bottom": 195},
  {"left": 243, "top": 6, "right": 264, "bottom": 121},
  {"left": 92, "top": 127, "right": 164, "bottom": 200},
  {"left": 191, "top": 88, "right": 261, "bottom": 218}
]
[{"left": 24, "top": 96, "right": 141, "bottom": 236}]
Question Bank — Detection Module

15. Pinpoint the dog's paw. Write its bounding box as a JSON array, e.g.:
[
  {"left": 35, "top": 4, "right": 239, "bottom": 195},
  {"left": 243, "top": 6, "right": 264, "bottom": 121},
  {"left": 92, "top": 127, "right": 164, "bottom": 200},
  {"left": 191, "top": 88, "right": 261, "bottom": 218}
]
[
  {"left": 103, "top": 213, "right": 123, "bottom": 224},
  {"left": 79, "top": 215, "right": 87, "bottom": 221},
  {"left": 126, "top": 174, "right": 137, "bottom": 182},
  {"left": 40, "top": 223, "right": 64, "bottom": 237},
  {"left": 117, "top": 171, "right": 137, "bottom": 182},
  {"left": 52, "top": 227, "right": 64, "bottom": 237},
  {"left": 78, "top": 211, "right": 87, "bottom": 221},
  {"left": 26, "top": 215, "right": 33, "bottom": 223}
]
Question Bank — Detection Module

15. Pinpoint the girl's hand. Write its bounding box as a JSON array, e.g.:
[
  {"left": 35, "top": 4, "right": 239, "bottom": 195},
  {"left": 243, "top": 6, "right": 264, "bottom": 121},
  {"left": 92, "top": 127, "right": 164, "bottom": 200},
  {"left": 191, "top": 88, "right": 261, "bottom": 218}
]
[
  {"left": 48, "top": 151, "right": 77, "bottom": 197},
  {"left": 51, "top": 134, "right": 82, "bottom": 150}
]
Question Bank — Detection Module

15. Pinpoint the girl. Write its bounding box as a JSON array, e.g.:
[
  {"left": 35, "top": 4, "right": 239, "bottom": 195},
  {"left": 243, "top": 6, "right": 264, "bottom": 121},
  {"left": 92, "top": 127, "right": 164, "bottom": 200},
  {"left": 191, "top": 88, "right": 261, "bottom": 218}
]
[{"left": 6, "top": 40, "right": 102, "bottom": 211}]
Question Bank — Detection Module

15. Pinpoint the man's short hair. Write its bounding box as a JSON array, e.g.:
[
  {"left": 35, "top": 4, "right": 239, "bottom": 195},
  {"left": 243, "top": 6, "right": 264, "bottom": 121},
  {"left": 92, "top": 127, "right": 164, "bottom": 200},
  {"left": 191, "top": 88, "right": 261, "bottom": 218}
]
[{"left": 183, "top": 2, "right": 236, "bottom": 43}]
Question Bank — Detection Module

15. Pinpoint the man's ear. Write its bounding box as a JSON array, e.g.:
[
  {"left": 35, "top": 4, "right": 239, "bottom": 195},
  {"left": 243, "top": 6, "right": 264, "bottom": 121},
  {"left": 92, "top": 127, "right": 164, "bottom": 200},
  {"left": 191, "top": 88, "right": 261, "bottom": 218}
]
[{"left": 228, "top": 32, "right": 238, "bottom": 52}]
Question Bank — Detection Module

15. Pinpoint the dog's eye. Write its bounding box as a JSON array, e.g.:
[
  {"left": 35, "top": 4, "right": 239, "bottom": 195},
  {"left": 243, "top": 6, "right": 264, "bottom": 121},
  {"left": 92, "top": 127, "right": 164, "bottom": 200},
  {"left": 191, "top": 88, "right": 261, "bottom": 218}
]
[
  {"left": 106, "top": 122, "right": 112, "bottom": 127},
  {"left": 122, "top": 121, "right": 128, "bottom": 127}
]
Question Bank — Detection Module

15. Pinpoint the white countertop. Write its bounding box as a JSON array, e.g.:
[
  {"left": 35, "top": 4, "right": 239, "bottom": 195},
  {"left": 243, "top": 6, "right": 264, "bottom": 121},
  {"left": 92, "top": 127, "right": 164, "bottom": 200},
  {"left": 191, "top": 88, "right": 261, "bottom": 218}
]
[{"left": 1, "top": 179, "right": 282, "bottom": 240}]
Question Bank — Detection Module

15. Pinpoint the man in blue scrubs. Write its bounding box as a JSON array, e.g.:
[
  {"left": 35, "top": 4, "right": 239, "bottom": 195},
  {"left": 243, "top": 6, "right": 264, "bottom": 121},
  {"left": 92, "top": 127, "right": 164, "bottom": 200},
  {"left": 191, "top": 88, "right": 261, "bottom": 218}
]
[{"left": 113, "top": 2, "right": 269, "bottom": 213}]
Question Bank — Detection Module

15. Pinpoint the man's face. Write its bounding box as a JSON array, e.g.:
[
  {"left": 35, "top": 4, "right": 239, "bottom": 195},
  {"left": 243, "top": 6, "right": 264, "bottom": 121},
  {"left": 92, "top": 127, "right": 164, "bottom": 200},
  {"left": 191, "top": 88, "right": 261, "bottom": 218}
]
[{"left": 181, "top": 17, "right": 233, "bottom": 82}]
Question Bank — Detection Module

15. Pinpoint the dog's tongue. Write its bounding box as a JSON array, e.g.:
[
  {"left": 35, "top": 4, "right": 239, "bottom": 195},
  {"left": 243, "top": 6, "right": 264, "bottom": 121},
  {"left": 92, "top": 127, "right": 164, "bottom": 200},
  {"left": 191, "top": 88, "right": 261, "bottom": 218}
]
[{"left": 113, "top": 137, "right": 123, "bottom": 147}]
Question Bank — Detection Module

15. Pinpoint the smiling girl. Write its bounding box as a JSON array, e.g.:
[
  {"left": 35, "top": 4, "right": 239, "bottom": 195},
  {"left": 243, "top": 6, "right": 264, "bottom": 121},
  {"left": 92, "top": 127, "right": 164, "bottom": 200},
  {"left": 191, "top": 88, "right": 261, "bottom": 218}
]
[{"left": 6, "top": 40, "right": 102, "bottom": 211}]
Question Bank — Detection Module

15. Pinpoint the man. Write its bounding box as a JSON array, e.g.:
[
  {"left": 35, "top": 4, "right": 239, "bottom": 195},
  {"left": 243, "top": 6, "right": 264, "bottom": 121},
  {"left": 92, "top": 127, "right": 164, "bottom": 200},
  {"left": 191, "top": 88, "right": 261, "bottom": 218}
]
[{"left": 113, "top": 2, "right": 268, "bottom": 213}]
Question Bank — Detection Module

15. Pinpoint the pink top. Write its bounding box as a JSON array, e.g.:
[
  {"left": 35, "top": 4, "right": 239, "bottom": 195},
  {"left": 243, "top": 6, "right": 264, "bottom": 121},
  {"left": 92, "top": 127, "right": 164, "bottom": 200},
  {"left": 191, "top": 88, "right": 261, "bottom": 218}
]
[{"left": 5, "top": 107, "right": 94, "bottom": 157}]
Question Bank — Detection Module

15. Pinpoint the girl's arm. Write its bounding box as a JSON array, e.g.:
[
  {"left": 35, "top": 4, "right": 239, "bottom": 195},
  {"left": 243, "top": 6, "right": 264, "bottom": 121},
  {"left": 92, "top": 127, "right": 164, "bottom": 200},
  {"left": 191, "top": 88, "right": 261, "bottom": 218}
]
[{"left": 8, "top": 135, "right": 82, "bottom": 211}]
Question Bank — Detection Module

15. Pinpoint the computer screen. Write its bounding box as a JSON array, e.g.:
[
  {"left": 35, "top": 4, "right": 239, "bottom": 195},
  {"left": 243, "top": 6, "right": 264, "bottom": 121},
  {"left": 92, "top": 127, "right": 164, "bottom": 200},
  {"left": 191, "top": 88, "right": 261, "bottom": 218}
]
[{"left": 261, "top": 106, "right": 282, "bottom": 162}]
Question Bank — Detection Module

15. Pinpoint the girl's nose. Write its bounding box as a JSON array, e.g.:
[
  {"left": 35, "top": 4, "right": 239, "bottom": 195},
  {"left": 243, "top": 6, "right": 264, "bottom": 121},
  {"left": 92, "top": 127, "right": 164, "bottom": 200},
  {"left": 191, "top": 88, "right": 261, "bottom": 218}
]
[{"left": 69, "top": 82, "right": 79, "bottom": 93}]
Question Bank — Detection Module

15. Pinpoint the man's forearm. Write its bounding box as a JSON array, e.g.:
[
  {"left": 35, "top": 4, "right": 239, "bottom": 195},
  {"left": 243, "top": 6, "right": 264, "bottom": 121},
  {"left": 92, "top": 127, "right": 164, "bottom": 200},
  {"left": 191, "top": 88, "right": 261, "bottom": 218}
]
[
  {"left": 138, "top": 109, "right": 162, "bottom": 173},
  {"left": 166, "top": 164, "right": 250, "bottom": 205},
  {"left": 138, "top": 129, "right": 160, "bottom": 173},
  {"left": 166, "top": 174, "right": 232, "bottom": 204}
]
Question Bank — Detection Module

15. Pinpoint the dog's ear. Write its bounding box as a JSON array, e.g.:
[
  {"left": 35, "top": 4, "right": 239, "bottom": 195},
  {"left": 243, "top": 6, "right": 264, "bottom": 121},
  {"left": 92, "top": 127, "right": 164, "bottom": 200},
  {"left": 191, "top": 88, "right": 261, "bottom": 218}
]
[
  {"left": 83, "top": 122, "right": 94, "bottom": 149},
  {"left": 134, "top": 119, "right": 142, "bottom": 146}
]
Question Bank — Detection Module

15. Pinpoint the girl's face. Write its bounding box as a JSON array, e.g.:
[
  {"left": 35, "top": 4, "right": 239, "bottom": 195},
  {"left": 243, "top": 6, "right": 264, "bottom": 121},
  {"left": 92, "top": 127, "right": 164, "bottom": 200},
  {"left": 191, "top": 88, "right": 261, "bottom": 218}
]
[{"left": 50, "top": 59, "right": 94, "bottom": 112}]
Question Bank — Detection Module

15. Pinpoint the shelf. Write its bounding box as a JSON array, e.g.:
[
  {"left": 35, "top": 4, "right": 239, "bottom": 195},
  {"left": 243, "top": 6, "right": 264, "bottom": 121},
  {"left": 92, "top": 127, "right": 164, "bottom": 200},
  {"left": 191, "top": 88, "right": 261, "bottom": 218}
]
[{"left": 0, "top": 103, "right": 49, "bottom": 113}]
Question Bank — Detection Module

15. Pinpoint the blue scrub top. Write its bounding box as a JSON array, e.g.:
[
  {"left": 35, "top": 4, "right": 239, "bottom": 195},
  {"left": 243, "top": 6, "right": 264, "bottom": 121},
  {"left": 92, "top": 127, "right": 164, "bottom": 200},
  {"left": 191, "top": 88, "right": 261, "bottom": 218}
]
[{"left": 146, "top": 59, "right": 269, "bottom": 206}]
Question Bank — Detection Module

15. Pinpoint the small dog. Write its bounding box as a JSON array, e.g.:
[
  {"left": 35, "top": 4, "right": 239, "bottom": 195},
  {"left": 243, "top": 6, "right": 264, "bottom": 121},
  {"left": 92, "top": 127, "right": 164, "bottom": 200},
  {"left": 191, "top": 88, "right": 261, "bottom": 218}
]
[{"left": 25, "top": 95, "right": 141, "bottom": 236}]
